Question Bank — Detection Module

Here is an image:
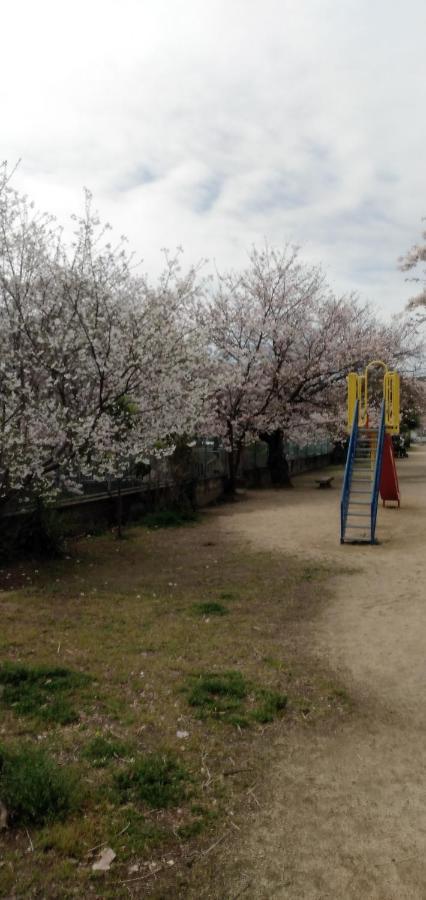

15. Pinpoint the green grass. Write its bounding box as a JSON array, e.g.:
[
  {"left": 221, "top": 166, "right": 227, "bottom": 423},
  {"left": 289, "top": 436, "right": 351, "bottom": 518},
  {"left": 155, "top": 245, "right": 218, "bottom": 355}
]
[
  {"left": 0, "top": 504, "right": 348, "bottom": 897},
  {"left": 0, "top": 744, "right": 79, "bottom": 826},
  {"left": 191, "top": 601, "right": 228, "bottom": 616},
  {"left": 218, "top": 591, "right": 238, "bottom": 601},
  {"left": 251, "top": 688, "right": 288, "bottom": 723},
  {"left": 0, "top": 663, "right": 91, "bottom": 725},
  {"left": 115, "top": 751, "right": 190, "bottom": 808},
  {"left": 111, "top": 808, "right": 168, "bottom": 856},
  {"left": 141, "top": 509, "right": 198, "bottom": 529},
  {"left": 185, "top": 670, "right": 287, "bottom": 727},
  {"left": 82, "top": 735, "right": 131, "bottom": 768},
  {"left": 187, "top": 670, "right": 247, "bottom": 709}
]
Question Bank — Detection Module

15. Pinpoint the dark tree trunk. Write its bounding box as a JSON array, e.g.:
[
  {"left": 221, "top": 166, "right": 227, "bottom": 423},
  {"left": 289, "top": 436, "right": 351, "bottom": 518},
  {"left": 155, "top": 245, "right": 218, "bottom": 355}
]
[
  {"left": 225, "top": 422, "right": 238, "bottom": 496},
  {"left": 226, "top": 441, "right": 245, "bottom": 495},
  {"left": 226, "top": 449, "right": 237, "bottom": 495},
  {"left": 116, "top": 483, "right": 123, "bottom": 539},
  {"left": 260, "top": 429, "right": 293, "bottom": 487},
  {"left": 169, "top": 440, "right": 197, "bottom": 511}
]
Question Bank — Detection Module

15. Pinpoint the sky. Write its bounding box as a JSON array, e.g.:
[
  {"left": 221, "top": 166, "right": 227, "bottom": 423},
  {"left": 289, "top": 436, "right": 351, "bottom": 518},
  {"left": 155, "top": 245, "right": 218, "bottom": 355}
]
[{"left": 1, "top": 0, "right": 425, "bottom": 317}]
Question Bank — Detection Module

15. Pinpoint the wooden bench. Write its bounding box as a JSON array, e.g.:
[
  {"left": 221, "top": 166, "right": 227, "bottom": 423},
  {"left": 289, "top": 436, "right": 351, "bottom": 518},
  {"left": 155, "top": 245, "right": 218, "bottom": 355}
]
[{"left": 315, "top": 476, "right": 334, "bottom": 489}]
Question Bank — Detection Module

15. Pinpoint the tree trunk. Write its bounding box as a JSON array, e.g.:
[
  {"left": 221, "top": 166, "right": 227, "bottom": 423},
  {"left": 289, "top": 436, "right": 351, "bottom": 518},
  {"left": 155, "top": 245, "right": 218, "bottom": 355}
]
[
  {"left": 169, "top": 440, "right": 197, "bottom": 511},
  {"left": 260, "top": 429, "right": 293, "bottom": 487},
  {"left": 225, "top": 422, "right": 237, "bottom": 495},
  {"left": 116, "top": 483, "right": 123, "bottom": 539},
  {"left": 226, "top": 449, "right": 237, "bottom": 495}
]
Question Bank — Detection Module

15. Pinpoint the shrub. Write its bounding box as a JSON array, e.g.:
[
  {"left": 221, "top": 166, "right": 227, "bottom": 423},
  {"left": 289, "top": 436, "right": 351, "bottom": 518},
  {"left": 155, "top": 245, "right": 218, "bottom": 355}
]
[
  {"left": 0, "top": 744, "right": 79, "bottom": 826},
  {"left": 115, "top": 752, "right": 189, "bottom": 808},
  {"left": 0, "top": 503, "right": 66, "bottom": 563}
]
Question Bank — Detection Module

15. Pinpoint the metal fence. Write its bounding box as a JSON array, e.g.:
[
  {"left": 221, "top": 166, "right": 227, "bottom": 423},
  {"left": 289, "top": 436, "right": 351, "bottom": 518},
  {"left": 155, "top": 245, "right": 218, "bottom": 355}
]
[
  {"left": 284, "top": 439, "right": 333, "bottom": 461},
  {"left": 0, "top": 436, "right": 334, "bottom": 519},
  {"left": 72, "top": 438, "right": 333, "bottom": 497}
]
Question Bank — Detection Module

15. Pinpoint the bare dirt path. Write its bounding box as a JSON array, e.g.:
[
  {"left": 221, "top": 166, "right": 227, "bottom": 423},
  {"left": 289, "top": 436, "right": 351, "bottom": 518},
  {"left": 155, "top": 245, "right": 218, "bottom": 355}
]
[{"left": 211, "top": 448, "right": 426, "bottom": 899}]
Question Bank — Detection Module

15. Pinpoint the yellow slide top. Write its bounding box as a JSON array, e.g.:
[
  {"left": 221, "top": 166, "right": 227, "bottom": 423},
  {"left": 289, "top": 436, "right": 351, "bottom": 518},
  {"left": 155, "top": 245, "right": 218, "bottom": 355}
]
[{"left": 347, "top": 361, "right": 400, "bottom": 435}]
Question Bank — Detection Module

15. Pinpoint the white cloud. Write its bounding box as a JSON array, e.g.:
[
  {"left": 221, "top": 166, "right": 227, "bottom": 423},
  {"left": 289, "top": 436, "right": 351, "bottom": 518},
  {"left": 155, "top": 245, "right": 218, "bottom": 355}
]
[{"left": 1, "top": 0, "right": 425, "bottom": 315}]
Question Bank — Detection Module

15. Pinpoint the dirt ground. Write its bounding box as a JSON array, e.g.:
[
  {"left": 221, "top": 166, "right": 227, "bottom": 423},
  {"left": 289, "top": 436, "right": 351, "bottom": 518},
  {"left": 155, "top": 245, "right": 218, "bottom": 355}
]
[{"left": 204, "top": 448, "right": 426, "bottom": 900}]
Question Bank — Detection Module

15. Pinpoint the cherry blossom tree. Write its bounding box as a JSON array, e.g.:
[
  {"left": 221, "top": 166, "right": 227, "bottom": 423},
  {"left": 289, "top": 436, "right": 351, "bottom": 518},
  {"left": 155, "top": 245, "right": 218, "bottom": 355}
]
[
  {"left": 202, "top": 245, "right": 413, "bottom": 489},
  {"left": 399, "top": 375, "right": 426, "bottom": 434},
  {"left": 1, "top": 164, "right": 418, "bottom": 524},
  {"left": 198, "top": 245, "right": 324, "bottom": 488},
  {"left": 399, "top": 219, "right": 426, "bottom": 314},
  {"left": 0, "top": 168, "right": 206, "bottom": 515}
]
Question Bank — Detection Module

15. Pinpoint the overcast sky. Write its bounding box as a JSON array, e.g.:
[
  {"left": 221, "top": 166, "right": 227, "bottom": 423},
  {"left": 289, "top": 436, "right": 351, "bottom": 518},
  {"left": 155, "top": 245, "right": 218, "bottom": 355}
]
[{"left": 2, "top": 0, "right": 425, "bottom": 316}]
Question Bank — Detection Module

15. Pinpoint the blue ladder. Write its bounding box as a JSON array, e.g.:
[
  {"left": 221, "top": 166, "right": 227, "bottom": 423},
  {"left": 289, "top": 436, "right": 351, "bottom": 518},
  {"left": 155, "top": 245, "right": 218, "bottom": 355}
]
[{"left": 340, "top": 401, "right": 385, "bottom": 544}]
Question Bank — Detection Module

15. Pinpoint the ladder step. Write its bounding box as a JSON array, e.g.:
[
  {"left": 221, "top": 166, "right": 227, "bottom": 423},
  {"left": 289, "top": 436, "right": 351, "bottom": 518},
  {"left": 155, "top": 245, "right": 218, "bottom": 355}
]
[
  {"left": 349, "top": 501, "right": 370, "bottom": 505},
  {"left": 345, "top": 524, "right": 371, "bottom": 530},
  {"left": 347, "top": 512, "right": 370, "bottom": 517},
  {"left": 350, "top": 490, "right": 371, "bottom": 494}
]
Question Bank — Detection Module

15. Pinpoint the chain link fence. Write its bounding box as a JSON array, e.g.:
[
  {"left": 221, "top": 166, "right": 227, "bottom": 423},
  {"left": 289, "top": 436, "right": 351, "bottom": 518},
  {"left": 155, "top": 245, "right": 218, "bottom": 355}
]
[
  {"left": 3, "top": 438, "right": 333, "bottom": 512},
  {"left": 73, "top": 438, "right": 333, "bottom": 496}
]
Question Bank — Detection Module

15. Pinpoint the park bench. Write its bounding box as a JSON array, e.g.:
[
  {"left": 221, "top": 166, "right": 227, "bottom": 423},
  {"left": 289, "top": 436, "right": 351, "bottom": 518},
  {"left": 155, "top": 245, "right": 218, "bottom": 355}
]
[{"left": 315, "top": 476, "right": 334, "bottom": 489}]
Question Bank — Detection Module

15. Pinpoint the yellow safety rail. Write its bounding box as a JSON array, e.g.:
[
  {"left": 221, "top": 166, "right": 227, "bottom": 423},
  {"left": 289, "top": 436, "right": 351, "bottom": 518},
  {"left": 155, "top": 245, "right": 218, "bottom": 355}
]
[
  {"left": 384, "top": 371, "right": 400, "bottom": 434},
  {"left": 359, "top": 374, "right": 368, "bottom": 427},
  {"left": 347, "top": 373, "right": 358, "bottom": 432},
  {"left": 346, "top": 361, "right": 400, "bottom": 434}
]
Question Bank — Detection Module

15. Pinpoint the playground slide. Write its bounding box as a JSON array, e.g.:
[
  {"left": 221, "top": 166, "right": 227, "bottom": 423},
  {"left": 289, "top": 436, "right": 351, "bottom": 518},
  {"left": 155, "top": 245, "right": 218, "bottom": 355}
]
[
  {"left": 380, "top": 434, "right": 400, "bottom": 507},
  {"left": 341, "top": 361, "right": 401, "bottom": 543},
  {"left": 340, "top": 401, "right": 385, "bottom": 543}
]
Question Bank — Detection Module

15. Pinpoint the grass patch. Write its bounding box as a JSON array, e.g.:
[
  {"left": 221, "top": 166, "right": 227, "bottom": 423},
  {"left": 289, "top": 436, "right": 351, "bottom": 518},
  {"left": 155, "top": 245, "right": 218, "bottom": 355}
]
[
  {"left": 301, "top": 564, "right": 324, "bottom": 581},
  {"left": 251, "top": 688, "right": 288, "bottom": 723},
  {"left": 112, "top": 808, "right": 168, "bottom": 856},
  {"left": 177, "top": 818, "right": 204, "bottom": 839},
  {"left": 37, "top": 820, "right": 92, "bottom": 855},
  {"left": 37, "top": 807, "right": 167, "bottom": 860},
  {"left": 327, "top": 686, "right": 351, "bottom": 707},
  {"left": 191, "top": 601, "right": 228, "bottom": 616},
  {"left": 115, "top": 751, "right": 190, "bottom": 808},
  {"left": 0, "top": 663, "right": 91, "bottom": 725},
  {"left": 187, "top": 671, "right": 248, "bottom": 714},
  {"left": 0, "top": 744, "right": 79, "bottom": 826},
  {"left": 0, "top": 497, "right": 347, "bottom": 896},
  {"left": 185, "top": 670, "right": 287, "bottom": 727},
  {"left": 82, "top": 735, "right": 131, "bottom": 768},
  {"left": 141, "top": 509, "right": 198, "bottom": 529}
]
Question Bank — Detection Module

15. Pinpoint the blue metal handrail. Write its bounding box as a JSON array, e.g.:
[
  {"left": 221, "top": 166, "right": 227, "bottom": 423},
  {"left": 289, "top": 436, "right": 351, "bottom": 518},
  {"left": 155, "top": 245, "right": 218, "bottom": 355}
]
[
  {"left": 340, "top": 400, "right": 359, "bottom": 543},
  {"left": 370, "top": 400, "right": 386, "bottom": 543}
]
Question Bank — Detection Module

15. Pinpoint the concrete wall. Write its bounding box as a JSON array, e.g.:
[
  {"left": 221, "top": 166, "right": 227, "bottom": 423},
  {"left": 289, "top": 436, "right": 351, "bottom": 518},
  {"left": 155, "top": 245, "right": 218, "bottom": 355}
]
[
  {"left": 52, "top": 477, "right": 228, "bottom": 536},
  {"left": 0, "top": 453, "right": 333, "bottom": 541}
]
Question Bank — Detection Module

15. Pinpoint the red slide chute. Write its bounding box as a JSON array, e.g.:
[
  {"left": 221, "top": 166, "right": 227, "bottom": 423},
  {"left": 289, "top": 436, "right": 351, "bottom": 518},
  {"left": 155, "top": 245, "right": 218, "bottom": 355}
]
[{"left": 380, "top": 434, "right": 400, "bottom": 507}]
